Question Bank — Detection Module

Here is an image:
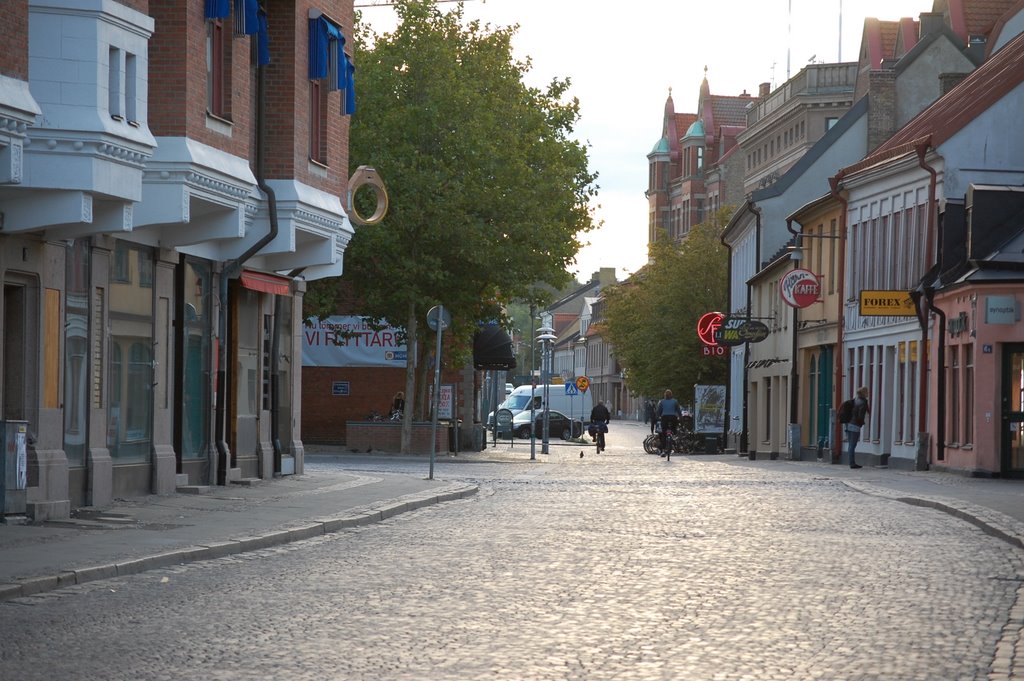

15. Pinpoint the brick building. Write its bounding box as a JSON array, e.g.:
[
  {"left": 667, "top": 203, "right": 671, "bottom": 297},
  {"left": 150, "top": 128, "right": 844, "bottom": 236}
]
[{"left": 0, "top": 0, "right": 357, "bottom": 519}]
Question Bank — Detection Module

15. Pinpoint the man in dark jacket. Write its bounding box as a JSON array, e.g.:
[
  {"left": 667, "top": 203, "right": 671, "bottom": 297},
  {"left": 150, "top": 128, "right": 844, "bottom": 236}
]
[{"left": 844, "top": 386, "right": 870, "bottom": 469}]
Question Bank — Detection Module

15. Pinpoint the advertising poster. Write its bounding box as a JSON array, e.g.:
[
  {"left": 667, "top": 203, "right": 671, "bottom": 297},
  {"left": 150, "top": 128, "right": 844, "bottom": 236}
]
[
  {"left": 302, "top": 316, "right": 407, "bottom": 367},
  {"left": 694, "top": 384, "right": 726, "bottom": 433}
]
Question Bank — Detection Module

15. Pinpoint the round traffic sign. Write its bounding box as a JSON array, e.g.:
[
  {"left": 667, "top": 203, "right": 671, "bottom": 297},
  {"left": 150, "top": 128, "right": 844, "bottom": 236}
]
[
  {"left": 426, "top": 305, "right": 451, "bottom": 331},
  {"left": 575, "top": 376, "right": 590, "bottom": 393}
]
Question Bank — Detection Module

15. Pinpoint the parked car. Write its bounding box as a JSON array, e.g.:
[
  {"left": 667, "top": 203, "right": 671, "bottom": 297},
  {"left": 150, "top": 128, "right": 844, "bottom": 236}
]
[{"left": 511, "top": 409, "right": 583, "bottom": 440}]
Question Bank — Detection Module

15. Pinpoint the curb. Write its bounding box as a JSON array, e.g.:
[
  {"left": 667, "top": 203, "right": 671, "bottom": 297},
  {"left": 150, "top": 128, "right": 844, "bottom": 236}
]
[
  {"left": 0, "top": 484, "right": 477, "bottom": 603},
  {"left": 841, "top": 480, "right": 1024, "bottom": 550}
]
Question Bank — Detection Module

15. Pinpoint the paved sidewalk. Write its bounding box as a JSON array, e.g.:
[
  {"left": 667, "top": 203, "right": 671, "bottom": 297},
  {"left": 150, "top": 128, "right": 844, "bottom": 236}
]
[
  {"left": 0, "top": 466, "right": 477, "bottom": 601},
  {"left": 2, "top": 422, "right": 1023, "bottom": 603}
]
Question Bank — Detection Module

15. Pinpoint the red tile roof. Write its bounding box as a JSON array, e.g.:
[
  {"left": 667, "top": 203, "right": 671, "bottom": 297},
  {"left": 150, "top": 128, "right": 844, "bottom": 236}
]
[
  {"left": 955, "top": 0, "right": 1019, "bottom": 37},
  {"left": 710, "top": 95, "right": 752, "bottom": 129}
]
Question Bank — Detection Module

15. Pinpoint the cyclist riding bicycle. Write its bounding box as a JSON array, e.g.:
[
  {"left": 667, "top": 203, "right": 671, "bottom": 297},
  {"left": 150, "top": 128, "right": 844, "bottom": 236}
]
[
  {"left": 656, "top": 389, "right": 681, "bottom": 457},
  {"left": 589, "top": 400, "right": 610, "bottom": 452}
]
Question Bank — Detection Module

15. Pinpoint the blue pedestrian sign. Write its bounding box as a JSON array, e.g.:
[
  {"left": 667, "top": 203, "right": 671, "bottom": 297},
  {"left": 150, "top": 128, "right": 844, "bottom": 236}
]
[{"left": 564, "top": 383, "right": 579, "bottom": 396}]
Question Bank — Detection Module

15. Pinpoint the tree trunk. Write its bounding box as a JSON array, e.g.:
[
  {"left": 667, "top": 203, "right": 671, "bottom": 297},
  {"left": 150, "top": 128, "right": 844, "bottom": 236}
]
[{"left": 401, "top": 301, "right": 417, "bottom": 454}]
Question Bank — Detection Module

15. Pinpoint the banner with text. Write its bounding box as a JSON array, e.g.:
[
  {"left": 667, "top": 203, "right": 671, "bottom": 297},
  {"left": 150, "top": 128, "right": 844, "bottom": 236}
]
[{"left": 302, "top": 316, "right": 407, "bottom": 367}]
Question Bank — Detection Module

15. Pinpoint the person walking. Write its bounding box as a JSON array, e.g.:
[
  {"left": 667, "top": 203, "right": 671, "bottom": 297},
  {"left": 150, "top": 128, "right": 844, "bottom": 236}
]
[
  {"left": 590, "top": 400, "right": 611, "bottom": 452},
  {"left": 644, "top": 400, "right": 656, "bottom": 434},
  {"left": 656, "top": 389, "right": 681, "bottom": 457},
  {"left": 844, "top": 386, "right": 870, "bottom": 469}
]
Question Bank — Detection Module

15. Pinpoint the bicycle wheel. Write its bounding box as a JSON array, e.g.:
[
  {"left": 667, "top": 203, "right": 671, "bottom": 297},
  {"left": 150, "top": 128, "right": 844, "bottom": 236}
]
[{"left": 643, "top": 434, "right": 659, "bottom": 454}]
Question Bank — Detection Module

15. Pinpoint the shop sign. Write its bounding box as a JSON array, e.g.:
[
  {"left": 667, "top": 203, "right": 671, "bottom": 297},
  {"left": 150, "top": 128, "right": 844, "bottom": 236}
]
[
  {"left": 780, "top": 269, "right": 820, "bottom": 308},
  {"left": 715, "top": 317, "right": 770, "bottom": 346},
  {"left": 697, "top": 311, "right": 724, "bottom": 347},
  {"left": 986, "top": 295, "right": 1018, "bottom": 324},
  {"left": 948, "top": 312, "right": 969, "bottom": 337},
  {"left": 859, "top": 290, "right": 917, "bottom": 317}
]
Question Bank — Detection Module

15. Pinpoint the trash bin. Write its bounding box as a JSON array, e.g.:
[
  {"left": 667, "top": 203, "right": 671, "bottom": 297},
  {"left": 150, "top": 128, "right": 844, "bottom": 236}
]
[
  {"left": 704, "top": 435, "right": 719, "bottom": 455},
  {"left": 448, "top": 419, "right": 462, "bottom": 453}
]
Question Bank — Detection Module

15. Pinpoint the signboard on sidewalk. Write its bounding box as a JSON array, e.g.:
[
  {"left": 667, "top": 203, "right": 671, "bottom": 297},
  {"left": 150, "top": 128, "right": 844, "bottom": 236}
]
[{"left": 437, "top": 384, "right": 454, "bottom": 420}]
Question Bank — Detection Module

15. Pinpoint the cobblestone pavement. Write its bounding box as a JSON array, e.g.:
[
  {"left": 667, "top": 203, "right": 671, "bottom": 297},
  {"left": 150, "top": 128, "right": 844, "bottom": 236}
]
[{"left": 2, "top": 438, "right": 1023, "bottom": 680}]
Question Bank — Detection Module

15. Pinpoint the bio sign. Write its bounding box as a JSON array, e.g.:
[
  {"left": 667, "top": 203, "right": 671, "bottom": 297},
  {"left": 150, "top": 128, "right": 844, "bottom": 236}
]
[
  {"left": 697, "top": 312, "right": 727, "bottom": 357},
  {"left": 780, "top": 268, "right": 820, "bottom": 309},
  {"left": 715, "top": 317, "right": 770, "bottom": 346}
]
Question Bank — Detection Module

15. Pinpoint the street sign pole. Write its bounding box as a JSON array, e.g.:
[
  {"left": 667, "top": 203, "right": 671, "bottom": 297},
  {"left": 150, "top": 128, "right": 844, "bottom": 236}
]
[{"left": 426, "top": 305, "right": 451, "bottom": 480}]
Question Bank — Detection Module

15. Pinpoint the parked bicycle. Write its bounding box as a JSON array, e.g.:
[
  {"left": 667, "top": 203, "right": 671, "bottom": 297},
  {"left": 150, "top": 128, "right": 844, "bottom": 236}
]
[{"left": 642, "top": 426, "right": 703, "bottom": 459}]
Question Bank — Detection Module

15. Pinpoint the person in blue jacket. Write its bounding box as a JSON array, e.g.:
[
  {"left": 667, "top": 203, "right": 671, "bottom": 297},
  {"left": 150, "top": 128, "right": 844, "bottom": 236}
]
[{"left": 656, "top": 389, "right": 681, "bottom": 456}]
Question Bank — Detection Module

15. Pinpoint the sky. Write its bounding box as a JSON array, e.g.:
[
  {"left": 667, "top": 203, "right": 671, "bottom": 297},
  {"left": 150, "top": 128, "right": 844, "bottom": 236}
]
[{"left": 357, "top": 0, "right": 936, "bottom": 283}]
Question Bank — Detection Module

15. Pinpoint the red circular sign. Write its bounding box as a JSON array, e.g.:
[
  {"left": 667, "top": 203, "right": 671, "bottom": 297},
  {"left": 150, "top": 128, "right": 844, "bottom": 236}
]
[
  {"left": 780, "top": 269, "right": 820, "bottom": 308},
  {"left": 697, "top": 312, "right": 724, "bottom": 346}
]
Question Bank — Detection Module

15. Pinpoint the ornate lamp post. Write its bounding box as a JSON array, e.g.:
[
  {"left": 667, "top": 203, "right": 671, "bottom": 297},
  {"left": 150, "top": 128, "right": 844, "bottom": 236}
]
[{"left": 536, "top": 325, "right": 556, "bottom": 454}]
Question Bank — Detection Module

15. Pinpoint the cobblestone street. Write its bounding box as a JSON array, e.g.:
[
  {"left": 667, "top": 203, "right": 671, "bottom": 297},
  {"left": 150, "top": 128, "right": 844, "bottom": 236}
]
[{"left": 2, "top": 427, "right": 1022, "bottom": 680}]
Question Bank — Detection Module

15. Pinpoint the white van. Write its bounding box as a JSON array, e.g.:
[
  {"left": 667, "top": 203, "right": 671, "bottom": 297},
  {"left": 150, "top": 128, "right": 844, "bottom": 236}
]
[{"left": 489, "top": 384, "right": 594, "bottom": 427}]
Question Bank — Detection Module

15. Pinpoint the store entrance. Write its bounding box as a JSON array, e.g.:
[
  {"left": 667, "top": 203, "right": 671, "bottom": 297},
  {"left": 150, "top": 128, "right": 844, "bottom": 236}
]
[{"left": 1001, "top": 344, "right": 1024, "bottom": 477}]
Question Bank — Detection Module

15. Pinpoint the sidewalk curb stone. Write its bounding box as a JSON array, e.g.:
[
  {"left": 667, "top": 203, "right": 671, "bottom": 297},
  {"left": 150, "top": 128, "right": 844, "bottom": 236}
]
[{"left": 0, "top": 483, "right": 478, "bottom": 602}]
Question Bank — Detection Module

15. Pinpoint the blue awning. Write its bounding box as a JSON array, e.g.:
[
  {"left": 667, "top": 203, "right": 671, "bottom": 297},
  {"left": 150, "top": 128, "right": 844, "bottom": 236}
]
[
  {"left": 205, "top": 0, "right": 267, "bottom": 65},
  {"left": 309, "top": 15, "right": 356, "bottom": 115},
  {"left": 204, "top": 0, "right": 230, "bottom": 19}
]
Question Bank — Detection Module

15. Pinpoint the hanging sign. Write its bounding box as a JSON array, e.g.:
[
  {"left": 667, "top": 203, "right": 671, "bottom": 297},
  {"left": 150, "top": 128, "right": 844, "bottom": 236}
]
[
  {"left": 697, "top": 312, "right": 727, "bottom": 356},
  {"left": 715, "top": 317, "right": 770, "bottom": 346},
  {"left": 780, "top": 269, "right": 820, "bottom": 308}
]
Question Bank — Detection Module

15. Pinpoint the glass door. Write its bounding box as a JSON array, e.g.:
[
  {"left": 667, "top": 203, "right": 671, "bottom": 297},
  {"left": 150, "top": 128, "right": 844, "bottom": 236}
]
[{"left": 1001, "top": 345, "right": 1024, "bottom": 477}]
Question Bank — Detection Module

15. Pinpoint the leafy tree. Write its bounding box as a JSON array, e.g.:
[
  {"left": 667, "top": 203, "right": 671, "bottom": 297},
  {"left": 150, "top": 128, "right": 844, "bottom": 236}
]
[
  {"left": 339, "top": 0, "right": 598, "bottom": 451},
  {"left": 601, "top": 208, "right": 732, "bottom": 404}
]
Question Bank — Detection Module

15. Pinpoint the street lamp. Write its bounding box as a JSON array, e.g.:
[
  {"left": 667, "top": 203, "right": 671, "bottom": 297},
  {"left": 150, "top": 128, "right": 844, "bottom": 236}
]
[
  {"left": 536, "top": 324, "right": 555, "bottom": 454},
  {"left": 576, "top": 335, "right": 588, "bottom": 425}
]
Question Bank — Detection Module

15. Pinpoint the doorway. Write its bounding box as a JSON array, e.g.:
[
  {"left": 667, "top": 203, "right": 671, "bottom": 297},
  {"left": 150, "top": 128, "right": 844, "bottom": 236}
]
[{"left": 1001, "top": 344, "right": 1024, "bottom": 477}]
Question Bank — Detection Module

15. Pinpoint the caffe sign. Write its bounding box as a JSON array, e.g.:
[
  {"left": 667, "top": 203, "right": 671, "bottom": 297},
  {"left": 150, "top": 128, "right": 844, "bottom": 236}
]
[{"left": 780, "top": 268, "right": 820, "bottom": 309}]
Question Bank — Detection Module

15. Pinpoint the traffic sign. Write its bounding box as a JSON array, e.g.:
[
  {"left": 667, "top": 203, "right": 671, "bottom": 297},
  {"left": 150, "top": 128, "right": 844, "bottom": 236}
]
[
  {"left": 426, "top": 305, "right": 451, "bottom": 331},
  {"left": 575, "top": 376, "right": 590, "bottom": 393},
  {"left": 564, "top": 383, "right": 579, "bottom": 396}
]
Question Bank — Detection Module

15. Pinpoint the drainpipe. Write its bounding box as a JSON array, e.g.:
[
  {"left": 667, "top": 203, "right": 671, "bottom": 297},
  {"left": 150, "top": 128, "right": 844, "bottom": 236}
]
[
  {"left": 926, "top": 287, "right": 946, "bottom": 462},
  {"left": 720, "top": 231, "right": 733, "bottom": 450},
  {"left": 214, "top": 45, "right": 280, "bottom": 485},
  {"left": 915, "top": 141, "right": 938, "bottom": 469},
  {"left": 828, "top": 173, "right": 848, "bottom": 464},
  {"left": 744, "top": 203, "right": 762, "bottom": 456},
  {"left": 786, "top": 217, "right": 801, "bottom": 453}
]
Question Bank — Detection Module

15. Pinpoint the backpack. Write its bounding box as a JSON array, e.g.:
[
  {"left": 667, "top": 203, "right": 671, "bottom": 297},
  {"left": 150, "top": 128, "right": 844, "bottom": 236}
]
[{"left": 838, "top": 399, "right": 854, "bottom": 424}]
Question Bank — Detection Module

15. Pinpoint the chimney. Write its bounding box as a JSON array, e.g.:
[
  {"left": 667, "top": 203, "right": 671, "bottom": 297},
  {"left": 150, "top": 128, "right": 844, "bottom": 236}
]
[
  {"left": 939, "top": 72, "right": 969, "bottom": 95},
  {"left": 966, "top": 35, "right": 986, "bottom": 63},
  {"left": 759, "top": 82, "right": 771, "bottom": 98},
  {"left": 867, "top": 69, "right": 896, "bottom": 152},
  {"left": 918, "top": 12, "right": 945, "bottom": 38}
]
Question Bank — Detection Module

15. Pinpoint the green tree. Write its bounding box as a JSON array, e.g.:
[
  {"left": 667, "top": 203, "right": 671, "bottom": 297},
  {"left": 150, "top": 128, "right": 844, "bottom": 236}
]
[
  {"left": 340, "top": 0, "right": 597, "bottom": 451},
  {"left": 601, "top": 208, "right": 732, "bottom": 403}
]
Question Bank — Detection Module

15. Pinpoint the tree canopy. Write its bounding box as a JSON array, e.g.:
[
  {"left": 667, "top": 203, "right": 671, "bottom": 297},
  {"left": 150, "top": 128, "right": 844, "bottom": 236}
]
[
  {"left": 334, "top": 0, "right": 598, "bottom": 438},
  {"left": 600, "top": 209, "right": 732, "bottom": 402}
]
